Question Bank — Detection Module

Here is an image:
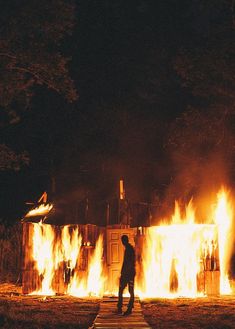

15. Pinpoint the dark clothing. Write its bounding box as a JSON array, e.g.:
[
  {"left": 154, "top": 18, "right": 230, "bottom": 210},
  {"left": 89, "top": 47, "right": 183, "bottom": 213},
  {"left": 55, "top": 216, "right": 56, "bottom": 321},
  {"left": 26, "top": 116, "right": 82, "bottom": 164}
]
[
  {"left": 117, "top": 243, "right": 136, "bottom": 311},
  {"left": 118, "top": 276, "right": 134, "bottom": 310},
  {"left": 121, "top": 243, "right": 136, "bottom": 279}
]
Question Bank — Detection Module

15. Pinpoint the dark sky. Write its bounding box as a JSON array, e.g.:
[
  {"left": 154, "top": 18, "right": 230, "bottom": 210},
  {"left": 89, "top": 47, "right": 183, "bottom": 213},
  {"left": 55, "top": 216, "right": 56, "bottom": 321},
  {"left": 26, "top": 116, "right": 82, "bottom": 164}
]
[{"left": 0, "top": 0, "right": 230, "bottom": 222}]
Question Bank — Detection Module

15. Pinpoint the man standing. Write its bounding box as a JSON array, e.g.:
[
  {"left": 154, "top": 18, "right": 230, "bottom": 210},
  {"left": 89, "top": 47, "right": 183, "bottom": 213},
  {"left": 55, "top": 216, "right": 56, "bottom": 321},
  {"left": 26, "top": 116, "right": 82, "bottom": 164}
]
[{"left": 117, "top": 235, "right": 136, "bottom": 315}]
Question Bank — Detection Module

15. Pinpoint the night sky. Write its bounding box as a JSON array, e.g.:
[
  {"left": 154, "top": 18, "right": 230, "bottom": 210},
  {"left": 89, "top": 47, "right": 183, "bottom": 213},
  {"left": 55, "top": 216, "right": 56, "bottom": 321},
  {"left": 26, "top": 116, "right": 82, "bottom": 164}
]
[{"left": 0, "top": 1, "right": 234, "bottom": 223}]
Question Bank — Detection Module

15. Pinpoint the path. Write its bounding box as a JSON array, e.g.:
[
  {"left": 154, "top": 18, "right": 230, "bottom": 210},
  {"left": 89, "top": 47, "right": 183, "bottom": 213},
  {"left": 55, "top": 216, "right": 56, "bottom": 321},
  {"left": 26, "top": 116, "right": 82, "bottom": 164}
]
[{"left": 91, "top": 297, "right": 151, "bottom": 329}]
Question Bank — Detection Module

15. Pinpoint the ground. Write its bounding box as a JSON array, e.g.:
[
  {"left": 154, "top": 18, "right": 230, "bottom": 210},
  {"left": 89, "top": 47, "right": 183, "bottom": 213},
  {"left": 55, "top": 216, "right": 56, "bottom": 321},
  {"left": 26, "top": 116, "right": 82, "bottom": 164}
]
[
  {"left": 141, "top": 296, "right": 235, "bottom": 329},
  {"left": 0, "top": 284, "right": 235, "bottom": 329},
  {"left": 0, "top": 284, "right": 100, "bottom": 329}
]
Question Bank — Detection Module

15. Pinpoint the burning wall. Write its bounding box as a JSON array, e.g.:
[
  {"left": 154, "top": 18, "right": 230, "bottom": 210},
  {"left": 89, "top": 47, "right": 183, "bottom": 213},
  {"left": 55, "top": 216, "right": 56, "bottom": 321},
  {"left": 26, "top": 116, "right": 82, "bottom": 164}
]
[
  {"left": 22, "top": 223, "right": 106, "bottom": 296},
  {"left": 22, "top": 187, "right": 235, "bottom": 298},
  {"left": 139, "top": 188, "right": 234, "bottom": 298}
]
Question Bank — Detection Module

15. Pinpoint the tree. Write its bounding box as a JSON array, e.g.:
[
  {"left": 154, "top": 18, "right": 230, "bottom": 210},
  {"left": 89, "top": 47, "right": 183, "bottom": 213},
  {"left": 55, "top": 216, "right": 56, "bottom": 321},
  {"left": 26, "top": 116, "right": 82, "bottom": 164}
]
[
  {"left": 0, "top": 1, "right": 77, "bottom": 170},
  {"left": 0, "top": 1, "right": 77, "bottom": 109},
  {"left": 161, "top": 1, "right": 235, "bottom": 203},
  {"left": 174, "top": 0, "right": 235, "bottom": 107},
  {"left": 0, "top": 144, "right": 29, "bottom": 171}
]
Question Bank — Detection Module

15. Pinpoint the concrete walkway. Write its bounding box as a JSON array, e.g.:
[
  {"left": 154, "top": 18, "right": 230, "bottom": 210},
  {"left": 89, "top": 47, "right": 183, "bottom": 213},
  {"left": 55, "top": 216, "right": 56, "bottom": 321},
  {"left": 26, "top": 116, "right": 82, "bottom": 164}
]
[{"left": 91, "top": 297, "right": 151, "bottom": 329}]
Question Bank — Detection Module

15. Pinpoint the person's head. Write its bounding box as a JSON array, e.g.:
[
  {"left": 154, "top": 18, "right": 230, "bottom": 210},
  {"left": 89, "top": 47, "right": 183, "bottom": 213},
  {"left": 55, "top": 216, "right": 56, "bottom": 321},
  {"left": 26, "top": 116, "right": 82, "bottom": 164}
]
[{"left": 121, "top": 234, "right": 129, "bottom": 246}]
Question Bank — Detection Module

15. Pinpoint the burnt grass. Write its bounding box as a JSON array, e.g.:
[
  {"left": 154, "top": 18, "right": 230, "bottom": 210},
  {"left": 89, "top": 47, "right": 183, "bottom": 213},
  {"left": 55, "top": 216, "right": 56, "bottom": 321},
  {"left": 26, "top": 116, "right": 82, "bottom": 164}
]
[{"left": 141, "top": 296, "right": 235, "bottom": 329}]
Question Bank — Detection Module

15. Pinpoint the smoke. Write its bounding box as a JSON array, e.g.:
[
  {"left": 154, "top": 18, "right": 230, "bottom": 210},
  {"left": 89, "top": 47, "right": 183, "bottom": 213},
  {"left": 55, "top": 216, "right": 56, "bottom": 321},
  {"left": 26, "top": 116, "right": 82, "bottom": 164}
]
[
  {"left": 160, "top": 108, "right": 234, "bottom": 215},
  {"left": 162, "top": 152, "right": 229, "bottom": 219}
]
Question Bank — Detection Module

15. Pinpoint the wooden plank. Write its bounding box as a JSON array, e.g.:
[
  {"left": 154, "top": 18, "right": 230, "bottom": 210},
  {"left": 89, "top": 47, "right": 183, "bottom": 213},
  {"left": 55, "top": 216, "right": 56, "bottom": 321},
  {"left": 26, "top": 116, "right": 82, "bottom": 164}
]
[
  {"left": 95, "top": 323, "right": 148, "bottom": 326},
  {"left": 205, "top": 270, "right": 220, "bottom": 295},
  {"left": 95, "top": 326, "right": 150, "bottom": 328}
]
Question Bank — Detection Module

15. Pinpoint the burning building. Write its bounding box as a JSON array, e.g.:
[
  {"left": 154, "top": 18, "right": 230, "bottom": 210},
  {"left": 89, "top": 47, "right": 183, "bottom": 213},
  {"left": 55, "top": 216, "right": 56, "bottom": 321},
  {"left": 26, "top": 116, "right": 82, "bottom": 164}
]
[{"left": 21, "top": 186, "right": 235, "bottom": 298}]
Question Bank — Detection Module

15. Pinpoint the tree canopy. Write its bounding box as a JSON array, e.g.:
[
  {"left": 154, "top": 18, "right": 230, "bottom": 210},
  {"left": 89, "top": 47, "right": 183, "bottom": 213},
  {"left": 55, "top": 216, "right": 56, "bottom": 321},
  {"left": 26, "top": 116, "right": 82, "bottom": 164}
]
[
  {"left": 0, "top": 1, "right": 77, "bottom": 113},
  {"left": 0, "top": 0, "right": 77, "bottom": 170}
]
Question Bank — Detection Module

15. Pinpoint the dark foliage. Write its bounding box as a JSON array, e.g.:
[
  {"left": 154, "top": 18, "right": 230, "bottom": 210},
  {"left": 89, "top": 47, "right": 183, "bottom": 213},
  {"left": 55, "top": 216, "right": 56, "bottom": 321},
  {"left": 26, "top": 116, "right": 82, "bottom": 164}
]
[{"left": 0, "top": 0, "right": 77, "bottom": 110}]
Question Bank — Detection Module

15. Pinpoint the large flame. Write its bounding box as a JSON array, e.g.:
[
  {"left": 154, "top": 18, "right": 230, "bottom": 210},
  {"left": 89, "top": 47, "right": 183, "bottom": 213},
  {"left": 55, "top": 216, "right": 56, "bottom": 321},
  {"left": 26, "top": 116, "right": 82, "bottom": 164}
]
[
  {"left": 30, "top": 222, "right": 104, "bottom": 297},
  {"left": 31, "top": 221, "right": 55, "bottom": 295},
  {"left": 141, "top": 187, "right": 233, "bottom": 298},
  {"left": 69, "top": 235, "right": 105, "bottom": 297},
  {"left": 141, "top": 203, "right": 216, "bottom": 297},
  {"left": 86, "top": 235, "right": 104, "bottom": 296}
]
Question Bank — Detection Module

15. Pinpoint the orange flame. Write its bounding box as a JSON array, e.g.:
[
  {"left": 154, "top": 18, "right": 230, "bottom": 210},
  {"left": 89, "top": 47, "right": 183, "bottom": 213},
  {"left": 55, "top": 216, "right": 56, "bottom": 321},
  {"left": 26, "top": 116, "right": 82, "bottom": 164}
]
[
  {"left": 30, "top": 222, "right": 104, "bottom": 297},
  {"left": 31, "top": 221, "right": 55, "bottom": 295},
  {"left": 214, "top": 188, "right": 233, "bottom": 294},
  {"left": 25, "top": 204, "right": 53, "bottom": 217},
  {"left": 140, "top": 187, "right": 233, "bottom": 298},
  {"left": 69, "top": 235, "right": 104, "bottom": 297}
]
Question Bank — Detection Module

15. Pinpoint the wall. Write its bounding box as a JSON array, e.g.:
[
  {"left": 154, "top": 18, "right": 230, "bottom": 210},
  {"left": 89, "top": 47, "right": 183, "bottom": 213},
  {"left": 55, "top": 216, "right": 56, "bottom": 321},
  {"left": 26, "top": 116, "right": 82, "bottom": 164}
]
[{"left": 0, "top": 223, "right": 22, "bottom": 282}]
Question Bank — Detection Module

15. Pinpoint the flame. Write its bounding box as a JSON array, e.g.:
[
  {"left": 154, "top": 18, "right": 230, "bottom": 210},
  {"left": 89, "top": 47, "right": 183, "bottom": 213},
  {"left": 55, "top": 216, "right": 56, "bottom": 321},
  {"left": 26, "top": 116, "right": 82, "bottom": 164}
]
[
  {"left": 69, "top": 235, "right": 104, "bottom": 297},
  {"left": 30, "top": 222, "right": 104, "bottom": 297},
  {"left": 142, "top": 224, "right": 217, "bottom": 297},
  {"left": 141, "top": 187, "right": 233, "bottom": 298},
  {"left": 86, "top": 235, "right": 104, "bottom": 296},
  {"left": 214, "top": 188, "right": 233, "bottom": 294},
  {"left": 25, "top": 204, "right": 53, "bottom": 217},
  {"left": 61, "top": 226, "right": 82, "bottom": 270},
  {"left": 31, "top": 221, "right": 55, "bottom": 295}
]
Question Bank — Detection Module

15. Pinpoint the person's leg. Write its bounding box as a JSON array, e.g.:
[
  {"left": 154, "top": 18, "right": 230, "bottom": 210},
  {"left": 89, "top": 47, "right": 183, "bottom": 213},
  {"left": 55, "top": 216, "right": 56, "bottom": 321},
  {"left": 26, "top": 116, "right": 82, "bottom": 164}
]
[
  {"left": 124, "top": 278, "right": 134, "bottom": 314},
  {"left": 117, "top": 277, "right": 127, "bottom": 312}
]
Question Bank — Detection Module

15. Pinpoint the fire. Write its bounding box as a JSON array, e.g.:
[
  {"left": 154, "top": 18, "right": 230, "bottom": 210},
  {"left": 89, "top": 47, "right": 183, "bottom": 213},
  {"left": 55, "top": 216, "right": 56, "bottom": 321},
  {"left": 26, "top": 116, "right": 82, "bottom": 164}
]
[
  {"left": 69, "top": 235, "right": 105, "bottom": 297},
  {"left": 31, "top": 221, "right": 55, "bottom": 295},
  {"left": 215, "top": 188, "right": 233, "bottom": 294},
  {"left": 60, "top": 226, "right": 81, "bottom": 270},
  {"left": 26, "top": 187, "right": 234, "bottom": 298},
  {"left": 87, "top": 235, "right": 104, "bottom": 296},
  {"left": 30, "top": 222, "right": 104, "bottom": 297},
  {"left": 141, "top": 187, "right": 233, "bottom": 298},
  {"left": 25, "top": 204, "right": 53, "bottom": 217}
]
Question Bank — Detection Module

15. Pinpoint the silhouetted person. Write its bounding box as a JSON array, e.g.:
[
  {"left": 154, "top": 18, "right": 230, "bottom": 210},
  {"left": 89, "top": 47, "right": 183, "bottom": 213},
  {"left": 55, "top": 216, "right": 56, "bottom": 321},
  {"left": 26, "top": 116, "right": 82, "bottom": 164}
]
[{"left": 117, "top": 235, "right": 136, "bottom": 315}]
